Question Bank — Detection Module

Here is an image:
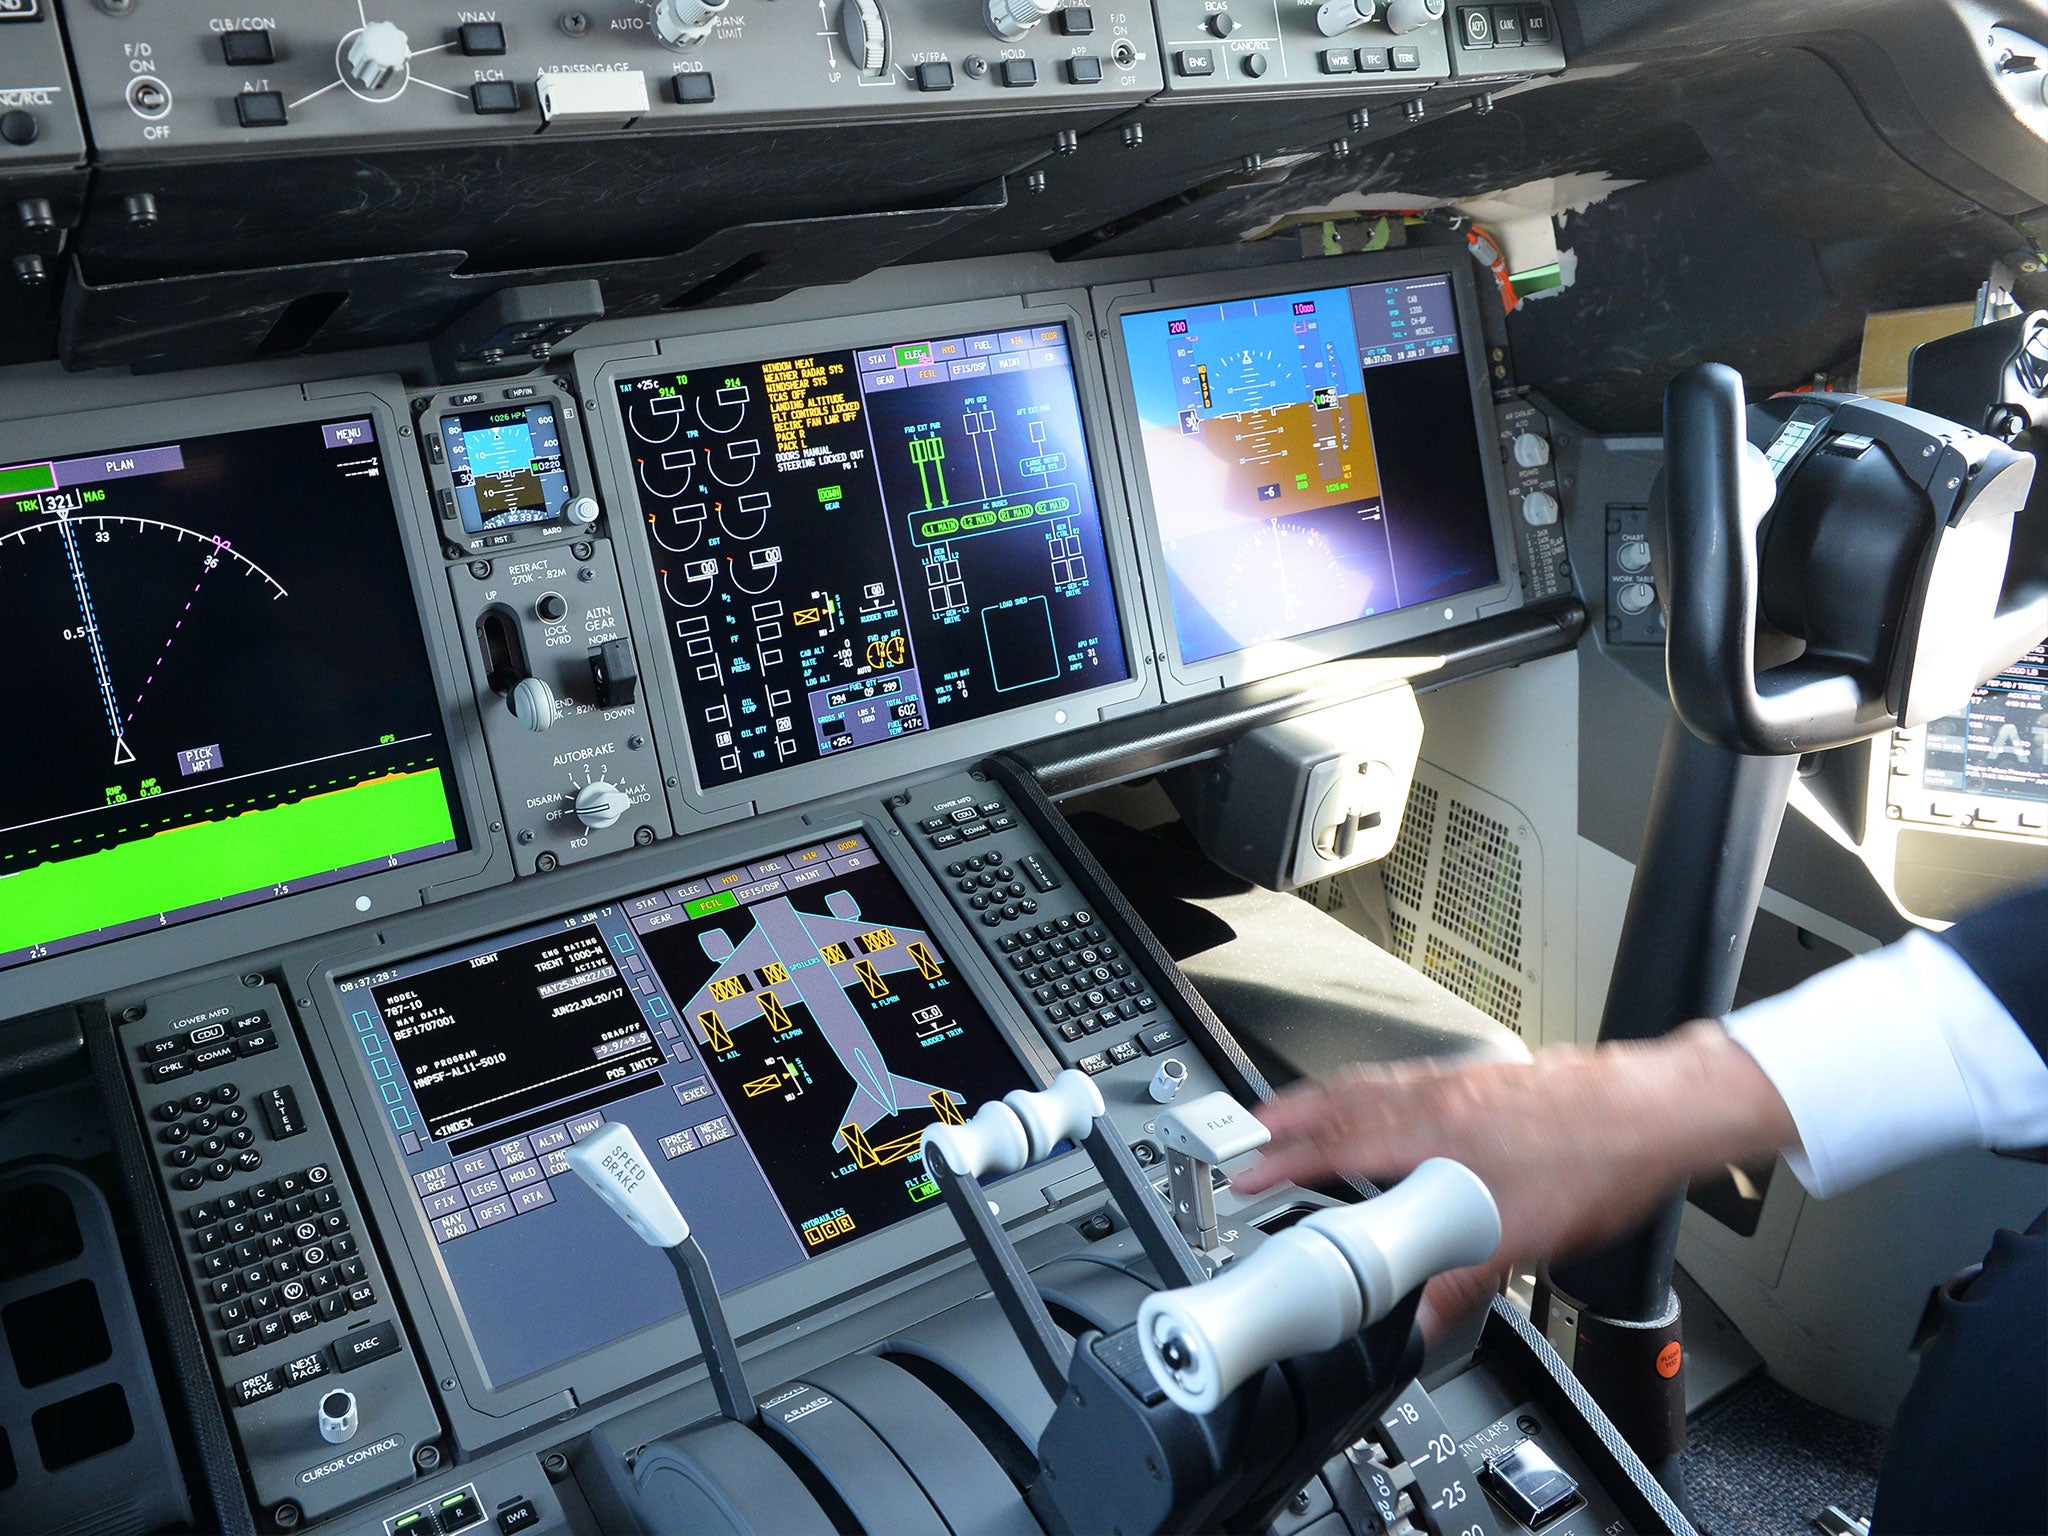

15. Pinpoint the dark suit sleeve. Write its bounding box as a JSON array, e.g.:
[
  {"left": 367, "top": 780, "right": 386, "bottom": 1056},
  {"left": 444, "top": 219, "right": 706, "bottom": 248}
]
[{"left": 1936, "top": 884, "right": 2048, "bottom": 1066}]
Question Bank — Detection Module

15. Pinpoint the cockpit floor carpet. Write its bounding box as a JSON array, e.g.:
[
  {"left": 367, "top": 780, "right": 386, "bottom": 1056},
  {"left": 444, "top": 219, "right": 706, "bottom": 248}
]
[{"left": 1683, "top": 1377, "right": 1886, "bottom": 1536}]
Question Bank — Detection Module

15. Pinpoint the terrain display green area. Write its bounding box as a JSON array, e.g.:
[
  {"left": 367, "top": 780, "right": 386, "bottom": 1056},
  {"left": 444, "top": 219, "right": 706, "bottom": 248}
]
[{"left": 0, "top": 769, "right": 457, "bottom": 955}]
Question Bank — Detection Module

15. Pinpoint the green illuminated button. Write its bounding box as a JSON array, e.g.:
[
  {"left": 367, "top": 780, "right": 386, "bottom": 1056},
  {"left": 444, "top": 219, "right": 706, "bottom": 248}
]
[
  {"left": 684, "top": 891, "right": 739, "bottom": 920},
  {"left": 818, "top": 485, "right": 842, "bottom": 502}
]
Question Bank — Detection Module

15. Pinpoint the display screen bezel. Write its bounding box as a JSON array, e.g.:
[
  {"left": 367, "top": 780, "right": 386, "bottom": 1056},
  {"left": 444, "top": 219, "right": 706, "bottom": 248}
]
[
  {"left": 300, "top": 812, "right": 1066, "bottom": 1424},
  {"left": 1093, "top": 252, "right": 1525, "bottom": 700},
  {"left": 0, "top": 381, "right": 506, "bottom": 1018},
  {"left": 575, "top": 294, "right": 1160, "bottom": 823}
]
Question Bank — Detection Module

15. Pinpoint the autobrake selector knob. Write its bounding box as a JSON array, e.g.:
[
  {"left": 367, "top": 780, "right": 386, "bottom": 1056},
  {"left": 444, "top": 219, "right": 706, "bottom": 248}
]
[
  {"left": 651, "top": 0, "right": 731, "bottom": 47},
  {"left": 1383, "top": 0, "right": 1444, "bottom": 32},
  {"left": 345, "top": 21, "right": 411, "bottom": 90},
  {"left": 573, "top": 781, "right": 631, "bottom": 830},
  {"left": 986, "top": 0, "right": 1059, "bottom": 41}
]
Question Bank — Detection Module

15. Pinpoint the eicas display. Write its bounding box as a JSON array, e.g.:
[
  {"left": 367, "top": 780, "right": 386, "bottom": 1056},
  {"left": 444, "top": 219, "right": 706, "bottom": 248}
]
[{"left": 613, "top": 323, "right": 1128, "bottom": 789}]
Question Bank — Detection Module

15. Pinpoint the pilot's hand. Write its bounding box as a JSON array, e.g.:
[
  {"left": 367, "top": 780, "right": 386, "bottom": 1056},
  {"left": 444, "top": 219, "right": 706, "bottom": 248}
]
[{"left": 1229, "top": 1020, "right": 1798, "bottom": 1340}]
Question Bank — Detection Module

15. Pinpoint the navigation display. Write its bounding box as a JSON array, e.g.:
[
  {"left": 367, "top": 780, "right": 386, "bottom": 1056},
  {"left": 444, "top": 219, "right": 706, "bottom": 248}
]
[
  {"left": 612, "top": 322, "right": 1127, "bottom": 790},
  {"left": 1920, "top": 639, "right": 2048, "bottom": 802},
  {"left": 337, "top": 833, "right": 1030, "bottom": 1385},
  {"left": 1118, "top": 275, "right": 1501, "bottom": 665},
  {"left": 0, "top": 418, "right": 466, "bottom": 972},
  {"left": 442, "top": 402, "right": 571, "bottom": 533}
]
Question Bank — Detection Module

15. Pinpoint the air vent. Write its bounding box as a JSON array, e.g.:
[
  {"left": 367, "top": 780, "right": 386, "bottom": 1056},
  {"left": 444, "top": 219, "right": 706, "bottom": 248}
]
[
  {"left": 1378, "top": 768, "right": 1538, "bottom": 1037},
  {"left": 1380, "top": 780, "right": 1438, "bottom": 913},
  {"left": 1434, "top": 800, "right": 1524, "bottom": 970}
]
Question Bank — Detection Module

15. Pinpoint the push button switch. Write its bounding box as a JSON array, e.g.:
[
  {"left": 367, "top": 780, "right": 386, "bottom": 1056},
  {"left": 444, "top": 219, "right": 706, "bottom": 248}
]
[
  {"left": 471, "top": 80, "right": 521, "bottom": 114},
  {"left": 235, "top": 91, "right": 288, "bottom": 128},
  {"left": 458, "top": 21, "right": 507, "bottom": 54},
  {"left": 1000, "top": 57, "right": 1038, "bottom": 86},
  {"left": 221, "top": 29, "right": 275, "bottom": 65},
  {"left": 915, "top": 60, "right": 954, "bottom": 90}
]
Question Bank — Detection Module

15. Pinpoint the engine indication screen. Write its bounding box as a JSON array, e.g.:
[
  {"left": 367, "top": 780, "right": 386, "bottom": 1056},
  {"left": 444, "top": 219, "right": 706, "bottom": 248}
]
[
  {"left": 612, "top": 322, "right": 1128, "bottom": 790},
  {"left": 1920, "top": 639, "right": 2048, "bottom": 802},
  {"left": 443, "top": 402, "right": 571, "bottom": 533},
  {"left": 337, "top": 832, "right": 1031, "bottom": 1385},
  {"left": 0, "top": 418, "right": 467, "bottom": 972},
  {"left": 1118, "top": 275, "right": 1501, "bottom": 665}
]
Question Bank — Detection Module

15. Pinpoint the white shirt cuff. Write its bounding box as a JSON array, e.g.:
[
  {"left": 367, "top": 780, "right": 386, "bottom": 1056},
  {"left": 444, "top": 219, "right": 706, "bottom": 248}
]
[{"left": 1723, "top": 931, "right": 2048, "bottom": 1199}]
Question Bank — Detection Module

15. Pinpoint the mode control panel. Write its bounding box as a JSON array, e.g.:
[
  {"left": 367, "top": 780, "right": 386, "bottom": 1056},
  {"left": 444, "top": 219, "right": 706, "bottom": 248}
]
[
  {"left": 56, "top": 0, "right": 1162, "bottom": 161},
  {"left": 893, "top": 773, "right": 1196, "bottom": 1090},
  {"left": 1495, "top": 396, "right": 1570, "bottom": 603},
  {"left": 121, "top": 981, "right": 440, "bottom": 1525},
  {"left": 1149, "top": 0, "right": 1456, "bottom": 95}
]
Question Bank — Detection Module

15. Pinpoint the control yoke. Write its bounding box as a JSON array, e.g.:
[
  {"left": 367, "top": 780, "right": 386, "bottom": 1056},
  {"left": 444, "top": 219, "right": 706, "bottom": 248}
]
[{"left": 1654, "top": 361, "right": 2039, "bottom": 754}]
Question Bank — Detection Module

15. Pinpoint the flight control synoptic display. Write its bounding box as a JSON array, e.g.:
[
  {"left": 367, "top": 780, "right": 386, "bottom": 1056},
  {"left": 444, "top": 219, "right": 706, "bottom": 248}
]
[
  {"left": 336, "top": 833, "right": 1029, "bottom": 1385},
  {"left": 0, "top": 419, "right": 467, "bottom": 972},
  {"left": 1920, "top": 638, "right": 2048, "bottom": 802},
  {"left": 614, "top": 322, "right": 1128, "bottom": 790},
  {"left": 1119, "top": 275, "right": 1501, "bottom": 665}
]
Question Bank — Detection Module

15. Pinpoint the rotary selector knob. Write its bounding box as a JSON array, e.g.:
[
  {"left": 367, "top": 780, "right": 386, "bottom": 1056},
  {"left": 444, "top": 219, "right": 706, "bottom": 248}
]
[
  {"left": 574, "top": 781, "right": 632, "bottom": 830},
  {"left": 1511, "top": 431, "right": 1552, "bottom": 468},
  {"left": 1520, "top": 489, "right": 1559, "bottom": 526},
  {"left": 1616, "top": 536, "right": 1653, "bottom": 574},
  {"left": 345, "top": 21, "right": 411, "bottom": 91},
  {"left": 565, "top": 496, "right": 601, "bottom": 526},
  {"left": 986, "top": 0, "right": 1059, "bottom": 41},
  {"left": 651, "top": 0, "right": 731, "bottom": 48},
  {"left": 511, "top": 676, "right": 560, "bottom": 733},
  {"left": 841, "top": 0, "right": 888, "bottom": 72},
  {"left": 1315, "top": 0, "right": 1376, "bottom": 35},
  {"left": 1383, "top": 0, "right": 1444, "bottom": 32},
  {"left": 1616, "top": 581, "right": 1658, "bottom": 616}
]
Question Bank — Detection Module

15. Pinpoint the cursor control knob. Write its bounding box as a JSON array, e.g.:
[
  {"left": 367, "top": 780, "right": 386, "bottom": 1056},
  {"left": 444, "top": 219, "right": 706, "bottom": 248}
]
[
  {"left": 318, "top": 1389, "right": 358, "bottom": 1445},
  {"left": 345, "top": 21, "right": 411, "bottom": 91},
  {"left": 573, "top": 781, "right": 631, "bottom": 830}
]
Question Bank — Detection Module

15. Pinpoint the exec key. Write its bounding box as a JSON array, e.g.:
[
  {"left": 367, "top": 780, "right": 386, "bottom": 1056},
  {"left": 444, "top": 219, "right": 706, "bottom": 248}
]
[{"left": 333, "top": 1319, "right": 402, "bottom": 1372}]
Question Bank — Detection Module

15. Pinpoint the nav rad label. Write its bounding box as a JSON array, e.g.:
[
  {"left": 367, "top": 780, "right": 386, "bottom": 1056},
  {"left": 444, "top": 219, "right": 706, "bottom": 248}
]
[{"left": 298, "top": 1435, "right": 403, "bottom": 1485}]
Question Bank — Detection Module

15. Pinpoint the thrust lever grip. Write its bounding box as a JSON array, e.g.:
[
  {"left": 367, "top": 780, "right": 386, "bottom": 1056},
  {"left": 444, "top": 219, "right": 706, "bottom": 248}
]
[
  {"left": 919, "top": 1071, "right": 1105, "bottom": 1180},
  {"left": 1137, "top": 1158, "right": 1501, "bottom": 1414}
]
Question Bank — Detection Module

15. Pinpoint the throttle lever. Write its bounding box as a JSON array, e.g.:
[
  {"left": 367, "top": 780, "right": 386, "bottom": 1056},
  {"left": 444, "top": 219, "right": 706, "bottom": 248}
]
[{"left": 1136, "top": 1159, "right": 1500, "bottom": 1414}]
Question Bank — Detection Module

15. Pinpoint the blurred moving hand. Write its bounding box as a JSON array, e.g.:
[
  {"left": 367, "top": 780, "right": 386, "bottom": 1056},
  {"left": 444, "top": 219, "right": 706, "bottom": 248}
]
[{"left": 1231, "top": 1020, "right": 1799, "bottom": 1337}]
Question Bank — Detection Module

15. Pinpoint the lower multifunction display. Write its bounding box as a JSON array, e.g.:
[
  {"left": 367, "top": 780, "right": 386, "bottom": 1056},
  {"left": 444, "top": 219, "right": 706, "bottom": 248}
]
[
  {"left": 1921, "top": 639, "right": 2048, "bottom": 802},
  {"left": 1118, "top": 275, "right": 1500, "bottom": 664},
  {"left": 614, "top": 322, "right": 1128, "bottom": 789},
  {"left": 335, "top": 834, "right": 1030, "bottom": 1385},
  {"left": 0, "top": 419, "right": 467, "bottom": 971},
  {"left": 443, "top": 401, "right": 573, "bottom": 536}
]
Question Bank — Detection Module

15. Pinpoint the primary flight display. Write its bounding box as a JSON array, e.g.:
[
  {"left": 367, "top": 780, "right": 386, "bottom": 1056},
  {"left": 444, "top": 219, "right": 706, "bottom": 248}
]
[{"left": 1118, "top": 274, "right": 1501, "bottom": 665}]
